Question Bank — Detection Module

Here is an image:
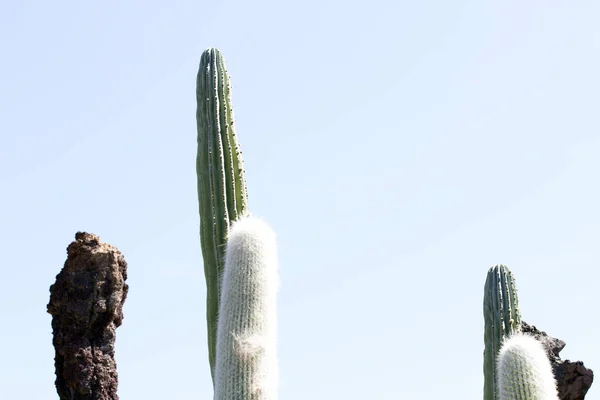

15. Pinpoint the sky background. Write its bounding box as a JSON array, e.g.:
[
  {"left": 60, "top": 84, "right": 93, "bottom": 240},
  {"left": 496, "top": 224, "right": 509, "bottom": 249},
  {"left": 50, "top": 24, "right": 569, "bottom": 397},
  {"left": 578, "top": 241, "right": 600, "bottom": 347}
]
[{"left": 1, "top": 0, "right": 599, "bottom": 398}]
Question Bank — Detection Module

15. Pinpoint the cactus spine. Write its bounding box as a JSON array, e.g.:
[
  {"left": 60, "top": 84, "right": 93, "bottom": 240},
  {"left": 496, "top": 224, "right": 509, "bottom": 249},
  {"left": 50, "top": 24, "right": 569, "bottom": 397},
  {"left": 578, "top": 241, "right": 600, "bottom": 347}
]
[
  {"left": 215, "top": 216, "right": 279, "bottom": 400},
  {"left": 497, "top": 333, "right": 559, "bottom": 400},
  {"left": 196, "top": 47, "right": 249, "bottom": 380},
  {"left": 484, "top": 264, "right": 522, "bottom": 400}
]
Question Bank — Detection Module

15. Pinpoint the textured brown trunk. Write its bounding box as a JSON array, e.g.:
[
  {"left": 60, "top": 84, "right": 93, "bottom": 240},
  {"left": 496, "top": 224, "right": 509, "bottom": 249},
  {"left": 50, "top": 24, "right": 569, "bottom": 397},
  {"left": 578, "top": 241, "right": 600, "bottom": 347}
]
[{"left": 48, "top": 232, "right": 128, "bottom": 400}]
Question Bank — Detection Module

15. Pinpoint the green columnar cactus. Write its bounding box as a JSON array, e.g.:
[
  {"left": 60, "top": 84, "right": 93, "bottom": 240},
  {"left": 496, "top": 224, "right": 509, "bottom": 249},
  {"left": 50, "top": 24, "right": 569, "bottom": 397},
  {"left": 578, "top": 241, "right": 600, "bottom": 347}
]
[
  {"left": 215, "top": 215, "right": 279, "bottom": 400},
  {"left": 497, "top": 333, "right": 559, "bottom": 400},
  {"left": 484, "top": 264, "right": 522, "bottom": 400},
  {"left": 196, "top": 47, "right": 249, "bottom": 380}
]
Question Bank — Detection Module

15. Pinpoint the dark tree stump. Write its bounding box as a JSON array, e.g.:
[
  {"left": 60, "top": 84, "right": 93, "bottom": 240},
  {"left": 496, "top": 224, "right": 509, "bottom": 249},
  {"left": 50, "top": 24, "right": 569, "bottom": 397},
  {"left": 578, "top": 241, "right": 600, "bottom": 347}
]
[
  {"left": 522, "top": 321, "right": 594, "bottom": 400},
  {"left": 48, "top": 232, "right": 128, "bottom": 400}
]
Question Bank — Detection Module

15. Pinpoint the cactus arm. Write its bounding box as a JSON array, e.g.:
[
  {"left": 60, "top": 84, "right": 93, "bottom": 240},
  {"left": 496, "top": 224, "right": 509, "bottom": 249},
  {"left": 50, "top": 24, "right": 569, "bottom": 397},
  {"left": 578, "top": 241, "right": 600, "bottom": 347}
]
[
  {"left": 497, "top": 334, "right": 559, "bottom": 400},
  {"left": 214, "top": 216, "right": 279, "bottom": 400},
  {"left": 197, "top": 50, "right": 222, "bottom": 380},
  {"left": 196, "top": 48, "right": 248, "bottom": 381},
  {"left": 484, "top": 264, "right": 522, "bottom": 400}
]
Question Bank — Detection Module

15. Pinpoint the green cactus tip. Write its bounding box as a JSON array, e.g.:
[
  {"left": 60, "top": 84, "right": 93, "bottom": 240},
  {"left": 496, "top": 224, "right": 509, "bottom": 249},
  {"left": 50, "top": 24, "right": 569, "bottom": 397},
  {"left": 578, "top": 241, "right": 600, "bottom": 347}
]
[
  {"left": 484, "top": 264, "right": 522, "bottom": 400},
  {"left": 196, "top": 47, "right": 249, "bottom": 381}
]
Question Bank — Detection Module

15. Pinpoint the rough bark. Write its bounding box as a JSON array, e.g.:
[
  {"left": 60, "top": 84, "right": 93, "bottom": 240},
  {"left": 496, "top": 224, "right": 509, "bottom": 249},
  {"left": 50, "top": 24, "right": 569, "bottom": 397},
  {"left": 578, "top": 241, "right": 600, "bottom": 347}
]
[
  {"left": 48, "top": 232, "right": 128, "bottom": 400},
  {"left": 522, "top": 321, "right": 594, "bottom": 400}
]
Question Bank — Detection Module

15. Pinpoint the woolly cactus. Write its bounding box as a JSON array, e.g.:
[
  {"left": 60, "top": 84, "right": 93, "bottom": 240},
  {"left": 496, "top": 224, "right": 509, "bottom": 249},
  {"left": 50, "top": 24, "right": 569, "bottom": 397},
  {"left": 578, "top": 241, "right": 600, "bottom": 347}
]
[
  {"left": 497, "top": 333, "right": 559, "bottom": 400},
  {"left": 214, "top": 215, "right": 279, "bottom": 400},
  {"left": 484, "top": 264, "right": 522, "bottom": 400},
  {"left": 196, "top": 47, "right": 249, "bottom": 379}
]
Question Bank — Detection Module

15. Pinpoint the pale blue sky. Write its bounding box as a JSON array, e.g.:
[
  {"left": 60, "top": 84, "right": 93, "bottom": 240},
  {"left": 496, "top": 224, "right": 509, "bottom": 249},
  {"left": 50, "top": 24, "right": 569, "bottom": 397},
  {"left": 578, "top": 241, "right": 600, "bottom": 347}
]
[{"left": 1, "top": 0, "right": 599, "bottom": 398}]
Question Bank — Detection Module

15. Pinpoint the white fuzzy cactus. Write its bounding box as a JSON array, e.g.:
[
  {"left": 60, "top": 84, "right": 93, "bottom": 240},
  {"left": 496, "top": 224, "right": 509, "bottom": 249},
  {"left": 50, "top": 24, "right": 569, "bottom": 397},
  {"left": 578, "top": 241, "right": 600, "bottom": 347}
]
[
  {"left": 497, "top": 333, "right": 559, "bottom": 400},
  {"left": 214, "top": 215, "right": 279, "bottom": 400}
]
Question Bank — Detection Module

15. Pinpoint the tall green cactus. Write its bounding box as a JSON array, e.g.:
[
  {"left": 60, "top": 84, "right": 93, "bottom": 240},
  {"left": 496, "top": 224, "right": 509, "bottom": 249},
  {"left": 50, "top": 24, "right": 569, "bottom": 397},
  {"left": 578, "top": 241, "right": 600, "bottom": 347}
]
[
  {"left": 196, "top": 47, "right": 248, "bottom": 381},
  {"left": 497, "top": 333, "right": 559, "bottom": 400},
  {"left": 215, "top": 215, "right": 279, "bottom": 400},
  {"left": 484, "top": 264, "right": 522, "bottom": 400}
]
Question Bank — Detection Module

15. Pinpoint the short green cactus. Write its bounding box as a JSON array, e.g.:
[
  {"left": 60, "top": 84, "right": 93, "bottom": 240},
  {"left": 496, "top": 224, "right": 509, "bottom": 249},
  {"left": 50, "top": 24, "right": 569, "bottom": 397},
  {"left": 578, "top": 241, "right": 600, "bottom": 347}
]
[
  {"left": 497, "top": 333, "right": 559, "bottom": 400},
  {"left": 214, "top": 215, "right": 279, "bottom": 400},
  {"left": 484, "top": 264, "right": 522, "bottom": 400},
  {"left": 196, "top": 47, "right": 249, "bottom": 380}
]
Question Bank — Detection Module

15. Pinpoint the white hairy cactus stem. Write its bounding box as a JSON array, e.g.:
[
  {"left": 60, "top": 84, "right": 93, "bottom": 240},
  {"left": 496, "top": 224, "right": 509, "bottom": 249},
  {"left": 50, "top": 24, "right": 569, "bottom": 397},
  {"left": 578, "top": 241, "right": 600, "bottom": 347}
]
[
  {"left": 497, "top": 333, "right": 559, "bottom": 400},
  {"left": 214, "top": 215, "right": 279, "bottom": 400}
]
